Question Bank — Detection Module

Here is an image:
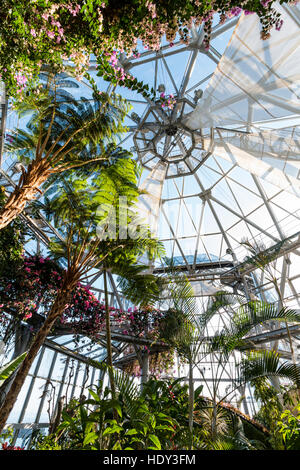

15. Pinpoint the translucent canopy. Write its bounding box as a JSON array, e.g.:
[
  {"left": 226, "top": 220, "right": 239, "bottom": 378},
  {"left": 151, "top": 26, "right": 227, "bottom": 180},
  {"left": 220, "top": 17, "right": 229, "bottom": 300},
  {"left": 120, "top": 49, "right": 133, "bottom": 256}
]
[{"left": 114, "top": 3, "right": 300, "bottom": 317}]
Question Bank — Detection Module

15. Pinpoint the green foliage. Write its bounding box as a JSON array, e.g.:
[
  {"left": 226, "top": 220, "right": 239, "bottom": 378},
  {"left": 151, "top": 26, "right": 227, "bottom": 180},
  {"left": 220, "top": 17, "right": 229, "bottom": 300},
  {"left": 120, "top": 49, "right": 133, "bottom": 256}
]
[
  {"left": 28, "top": 375, "right": 272, "bottom": 450},
  {"left": 240, "top": 350, "right": 300, "bottom": 387},
  {"left": 0, "top": 187, "right": 26, "bottom": 277},
  {"left": 0, "top": 426, "right": 14, "bottom": 444},
  {"left": 250, "top": 376, "right": 286, "bottom": 449},
  {"left": 30, "top": 377, "right": 177, "bottom": 450},
  {"left": 210, "top": 301, "right": 300, "bottom": 358},
  {"left": 0, "top": 352, "right": 27, "bottom": 386},
  {"left": 34, "top": 147, "right": 165, "bottom": 285},
  {"left": 276, "top": 404, "right": 300, "bottom": 450},
  {"left": 117, "top": 264, "right": 164, "bottom": 308},
  {"left": 0, "top": 1, "right": 290, "bottom": 99},
  {"left": 7, "top": 76, "right": 131, "bottom": 175}
]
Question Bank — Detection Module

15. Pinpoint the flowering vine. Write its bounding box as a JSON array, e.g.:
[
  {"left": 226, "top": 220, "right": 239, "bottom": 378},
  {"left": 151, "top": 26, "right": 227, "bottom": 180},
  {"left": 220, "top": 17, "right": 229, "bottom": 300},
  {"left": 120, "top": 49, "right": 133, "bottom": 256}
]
[
  {"left": 0, "top": 255, "right": 167, "bottom": 346},
  {"left": 0, "top": 0, "right": 296, "bottom": 100}
]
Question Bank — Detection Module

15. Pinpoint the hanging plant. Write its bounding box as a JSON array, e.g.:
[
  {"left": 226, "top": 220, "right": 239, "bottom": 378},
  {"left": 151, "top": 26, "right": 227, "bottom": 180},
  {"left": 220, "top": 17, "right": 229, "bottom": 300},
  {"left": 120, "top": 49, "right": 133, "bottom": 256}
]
[
  {"left": 0, "top": 255, "right": 167, "bottom": 343},
  {"left": 123, "top": 349, "right": 175, "bottom": 379},
  {"left": 0, "top": 0, "right": 294, "bottom": 100}
]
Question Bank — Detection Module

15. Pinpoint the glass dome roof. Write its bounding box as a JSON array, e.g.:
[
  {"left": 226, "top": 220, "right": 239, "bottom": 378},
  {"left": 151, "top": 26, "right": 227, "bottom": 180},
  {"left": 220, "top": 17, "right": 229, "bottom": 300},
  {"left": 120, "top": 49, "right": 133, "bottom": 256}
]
[{"left": 0, "top": 2, "right": 300, "bottom": 444}]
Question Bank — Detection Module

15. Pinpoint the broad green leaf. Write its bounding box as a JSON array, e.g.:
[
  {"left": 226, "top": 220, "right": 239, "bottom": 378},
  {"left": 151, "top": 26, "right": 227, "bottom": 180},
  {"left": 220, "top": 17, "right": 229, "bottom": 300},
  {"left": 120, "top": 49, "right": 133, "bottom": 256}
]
[
  {"left": 0, "top": 351, "right": 27, "bottom": 385},
  {"left": 112, "top": 440, "right": 122, "bottom": 450},
  {"left": 102, "top": 424, "right": 123, "bottom": 436},
  {"left": 148, "top": 434, "right": 161, "bottom": 450},
  {"left": 83, "top": 432, "right": 98, "bottom": 446},
  {"left": 88, "top": 389, "right": 101, "bottom": 402},
  {"left": 125, "top": 429, "right": 138, "bottom": 436}
]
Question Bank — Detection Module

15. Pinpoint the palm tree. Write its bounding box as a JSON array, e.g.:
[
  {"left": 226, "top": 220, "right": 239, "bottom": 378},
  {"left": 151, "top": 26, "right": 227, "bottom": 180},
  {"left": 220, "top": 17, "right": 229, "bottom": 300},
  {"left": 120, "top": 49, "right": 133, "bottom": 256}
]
[
  {"left": 157, "top": 279, "right": 300, "bottom": 446},
  {"left": 0, "top": 72, "right": 130, "bottom": 230},
  {"left": 204, "top": 299, "right": 300, "bottom": 440},
  {"left": 242, "top": 239, "right": 298, "bottom": 368},
  {"left": 0, "top": 154, "right": 163, "bottom": 433}
]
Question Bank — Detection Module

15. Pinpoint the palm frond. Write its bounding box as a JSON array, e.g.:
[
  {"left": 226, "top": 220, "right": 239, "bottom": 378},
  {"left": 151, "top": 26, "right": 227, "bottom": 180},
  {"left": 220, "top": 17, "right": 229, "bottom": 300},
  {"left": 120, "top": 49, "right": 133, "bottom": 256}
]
[
  {"left": 238, "top": 350, "right": 300, "bottom": 386},
  {"left": 113, "top": 368, "right": 140, "bottom": 418},
  {"left": 210, "top": 301, "right": 300, "bottom": 356},
  {"left": 117, "top": 265, "right": 163, "bottom": 307}
]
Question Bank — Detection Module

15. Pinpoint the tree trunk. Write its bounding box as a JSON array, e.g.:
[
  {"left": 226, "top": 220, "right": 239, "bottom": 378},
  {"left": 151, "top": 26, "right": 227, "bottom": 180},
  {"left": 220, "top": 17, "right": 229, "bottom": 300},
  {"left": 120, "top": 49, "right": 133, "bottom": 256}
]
[
  {"left": 0, "top": 159, "right": 50, "bottom": 230},
  {"left": 188, "top": 359, "right": 194, "bottom": 448},
  {"left": 211, "top": 401, "right": 217, "bottom": 441},
  {"left": 0, "top": 323, "right": 32, "bottom": 407},
  {"left": 0, "top": 275, "right": 75, "bottom": 434},
  {"left": 103, "top": 269, "right": 116, "bottom": 399},
  {"left": 141, "top": 350, "right": 149, "bottom": 391}
]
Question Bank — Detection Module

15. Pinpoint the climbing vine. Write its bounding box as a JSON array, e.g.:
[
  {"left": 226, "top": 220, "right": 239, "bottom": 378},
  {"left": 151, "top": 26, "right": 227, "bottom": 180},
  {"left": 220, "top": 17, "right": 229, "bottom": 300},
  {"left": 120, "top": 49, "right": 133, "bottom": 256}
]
[{"left": 0, "top": 0, "right": 295, "bottom": 99}]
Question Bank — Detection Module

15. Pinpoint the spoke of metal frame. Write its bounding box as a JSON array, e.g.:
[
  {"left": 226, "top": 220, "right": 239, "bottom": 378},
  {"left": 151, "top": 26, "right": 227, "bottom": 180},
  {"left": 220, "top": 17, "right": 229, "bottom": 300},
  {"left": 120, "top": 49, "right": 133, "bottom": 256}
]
[
  {"left": 185, "top": 159, "right": 239, "bottom": 263},
  {"left": 209, "top": 194, "right": 281, "bottom": 244},
  {"left": 185, "top": 73, "right": 214, "bottom": 95},
  {"left": 85, "top": 268, "right": 103, "bottom": 289},
  {"left": 209, "top": 154, "right": 249, "bottom": 224},
  {"left": 11, "top": 347, "right": 46, "bottom": 445},
  {"left": 193, "top": 202, "right": 218, "bottom": 269},
  {"left": 173, "top": 181, "right": 185, "bottom": 259},
  {"left": 107, "top": 271, "right": 124, "bottom": 311},
  {"left": 154, "top": 51, "right": 158, "bottom": 93},
  {"left": 128, "top": 44, "right": 191, "bottom": 68},
  {"left": 173, "top": 179, "right": 199, "bottom": 236},
  {"left": 161, "top": 55, "right": 179, "bottom": 95},
  {"left": 179, "top": 33, "right": 203, "bottom": 97},
  {"left": 205, "top": 50, "right": 221, "bottom": 65},
  {"left": 210, "top": 16, "right": 240, "bottom": 41},
  {"left": 209, "top": 45, "right": 222, "bottom": 61},
  {"left": 118, "top": 131, "right": 135, "bottom": 147},
  {"left": 163, "top": 134, "right": 172, "bottom": 157},
  {"left": 160, "top": 203, "right": 192, "bottom": 272}
]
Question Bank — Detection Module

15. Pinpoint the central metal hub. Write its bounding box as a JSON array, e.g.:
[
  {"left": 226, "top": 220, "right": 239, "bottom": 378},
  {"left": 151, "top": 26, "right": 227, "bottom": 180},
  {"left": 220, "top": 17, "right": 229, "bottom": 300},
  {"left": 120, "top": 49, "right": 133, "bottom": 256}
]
[
  {"left": 132, "top": 98, "right": 209, "bottom": 178},
  {"left": 165, "top": 125, "right": 178, "bottom": 137}
]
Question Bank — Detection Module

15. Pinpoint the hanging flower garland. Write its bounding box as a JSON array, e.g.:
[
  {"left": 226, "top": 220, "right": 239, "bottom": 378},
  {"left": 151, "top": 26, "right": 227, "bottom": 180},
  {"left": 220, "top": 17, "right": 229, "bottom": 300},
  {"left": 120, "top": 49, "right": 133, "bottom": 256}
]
[
  {"left": 0, "top": 255, "right": 167, "bottom": 344},
  {"left": 0, "top": 0, "right": 296, "bottom": 100}
]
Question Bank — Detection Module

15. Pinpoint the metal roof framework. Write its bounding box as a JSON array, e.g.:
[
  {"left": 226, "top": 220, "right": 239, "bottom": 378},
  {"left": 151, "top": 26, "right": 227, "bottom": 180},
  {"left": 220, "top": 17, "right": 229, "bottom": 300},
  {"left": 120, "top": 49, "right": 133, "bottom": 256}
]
[{"left": 0, "top": 2, "right": 300, "bottom": 444}]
